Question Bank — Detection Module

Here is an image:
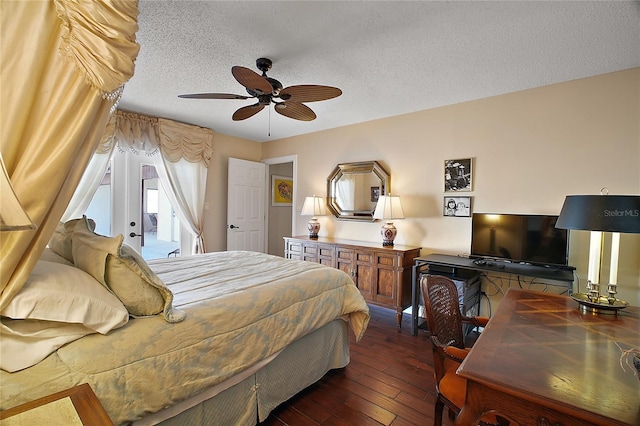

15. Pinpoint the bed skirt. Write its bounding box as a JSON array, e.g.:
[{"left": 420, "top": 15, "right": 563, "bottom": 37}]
[{"left": 133, "top": 318, "right": 350, "bottom": 426}]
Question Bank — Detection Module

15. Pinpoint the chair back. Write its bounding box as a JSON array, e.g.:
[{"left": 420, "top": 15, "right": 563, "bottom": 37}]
[{"left": 420, "top": 275, "right": 465, "bottom": 350}]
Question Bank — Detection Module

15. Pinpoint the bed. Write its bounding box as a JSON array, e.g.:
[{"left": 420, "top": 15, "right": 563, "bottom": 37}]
[{"left": 0, "top": 218, "right": 370, "bottom": 425}]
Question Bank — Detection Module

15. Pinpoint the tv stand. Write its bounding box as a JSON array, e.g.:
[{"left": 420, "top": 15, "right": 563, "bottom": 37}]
[{"left": 410, "top": 253, "right": 575, "bottom": 335}]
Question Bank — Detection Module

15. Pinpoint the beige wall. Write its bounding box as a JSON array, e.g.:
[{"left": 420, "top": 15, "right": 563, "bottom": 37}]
[{"left": 258, "top": 69, "right": 640, "bottom": 306}]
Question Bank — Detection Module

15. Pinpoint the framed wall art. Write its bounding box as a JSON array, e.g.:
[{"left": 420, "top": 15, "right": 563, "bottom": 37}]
[
  {"left": 272, "top": 175, "right": 293, "bottom": 206},
  {"left": 443, "top": 196, "right": 472, "bottom": 217},
  {"left": 444, "top": 158, "right": 473, "bottom": 192},
  {"left": 370, "top": 186, "right": 380, "bottom": 202}
]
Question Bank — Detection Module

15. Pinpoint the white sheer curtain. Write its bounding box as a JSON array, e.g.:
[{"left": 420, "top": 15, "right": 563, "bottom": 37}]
[
  {"left": 156, "top": 118, "right": 212, "bottom": 254},
  {"left": 62, "top": 121, "right": 117, "bottom": 221},
  {"left": 336, "top": 175, "right": 356, "bottom": 210}
]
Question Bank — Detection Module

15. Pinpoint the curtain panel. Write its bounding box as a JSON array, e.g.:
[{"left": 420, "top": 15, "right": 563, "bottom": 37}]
[{"left": 0, "top": 0, "right": 139, "bottom": 308}]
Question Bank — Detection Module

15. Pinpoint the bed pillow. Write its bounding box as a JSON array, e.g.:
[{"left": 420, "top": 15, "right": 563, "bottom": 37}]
[
  {"left": 0, "top": 260, "right": 129, "bottom": 371},
  {"left": 0, "top": 260, "right": 129, "bottom": 333},
  {"left": 72, "top": 216, "right": 123, "bottom": 286},
  {"left": 1, "top": 319, "right": 95, "bottom": 372},
  {"left": 105, "top": 244, "right": 186, "bottom": 323},
  {"left": 38, "top": 247, "right": 74, "bottom": 266},
  {"left": 48, "top": 217, "right": 96, "bottom": 263}
]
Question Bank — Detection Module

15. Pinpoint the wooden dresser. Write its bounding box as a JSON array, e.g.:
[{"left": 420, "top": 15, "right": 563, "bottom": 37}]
[{"left": 284, "top": 236, "right": 421, "bottom": 326}]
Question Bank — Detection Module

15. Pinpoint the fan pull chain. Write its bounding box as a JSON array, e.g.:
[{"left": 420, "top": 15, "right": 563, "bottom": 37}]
[{"left": 268, "top": 104, "right": 271, "bottom": 137}]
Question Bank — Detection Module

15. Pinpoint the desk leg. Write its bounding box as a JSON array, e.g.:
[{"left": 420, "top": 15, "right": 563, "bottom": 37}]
[
  {"left": 454, "top": 380, "right": 484, "bottom": 426},
  {"left": 411, "top": 264, "right": 419, "bottom": 336}
]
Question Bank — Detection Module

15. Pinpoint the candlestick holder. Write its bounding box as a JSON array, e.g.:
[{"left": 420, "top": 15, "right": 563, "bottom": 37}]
[{"left": 571, "top": 280, "right": 628, "bottom": 315}]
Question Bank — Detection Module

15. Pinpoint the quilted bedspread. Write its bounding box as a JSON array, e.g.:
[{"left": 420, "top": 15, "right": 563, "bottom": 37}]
[{"left": 0, "top": 251, "right": 370, "bottom": 424}]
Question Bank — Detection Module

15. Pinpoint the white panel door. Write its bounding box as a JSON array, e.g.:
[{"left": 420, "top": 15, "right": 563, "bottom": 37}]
[{"left": 227, "top": 158, "right": 266, "bottom": 252}]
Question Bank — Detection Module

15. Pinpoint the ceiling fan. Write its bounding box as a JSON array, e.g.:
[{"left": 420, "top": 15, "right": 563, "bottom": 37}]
[{"left": 178, "top": 58, "right": 342, "bottom": 122}]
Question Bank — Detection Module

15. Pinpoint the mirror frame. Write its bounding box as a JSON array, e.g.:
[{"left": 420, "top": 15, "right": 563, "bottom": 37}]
[{"left": 326, "top": 160, "right": 390, "bottom": 222}]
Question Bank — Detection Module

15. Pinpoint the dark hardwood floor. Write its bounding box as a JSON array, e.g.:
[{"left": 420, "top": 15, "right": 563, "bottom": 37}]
[{"left": 261, "top": 304, "right": 452, "bottom": 426}]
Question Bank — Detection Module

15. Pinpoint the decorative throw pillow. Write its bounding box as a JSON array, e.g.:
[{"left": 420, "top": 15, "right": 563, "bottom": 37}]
[
  {"left": 105, "top": 244, "right": 186, "bottom": 323},
  {"left": 48, "top": 217, "right": 96, "bottom": 263},
  {"left": 71, "top": 216, "right": 123, "bottom": 286}
]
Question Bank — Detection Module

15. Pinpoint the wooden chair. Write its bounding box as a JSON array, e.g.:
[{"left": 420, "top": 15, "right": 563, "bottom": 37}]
[{"left": 421, "top": 275, "right": 508, "bottom": 426}]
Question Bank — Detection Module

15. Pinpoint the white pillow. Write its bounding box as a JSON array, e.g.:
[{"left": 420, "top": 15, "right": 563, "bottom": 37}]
[{"left": 1, "top": 260, "right": 129, "bottom": 333}]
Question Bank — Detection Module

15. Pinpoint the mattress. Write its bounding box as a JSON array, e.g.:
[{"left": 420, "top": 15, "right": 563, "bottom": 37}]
[{"left": 0, "top": 251, "right": 370, "bottom": 425}]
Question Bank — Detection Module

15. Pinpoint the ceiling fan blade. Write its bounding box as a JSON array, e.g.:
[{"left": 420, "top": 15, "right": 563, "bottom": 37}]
[
  {"left": 178, "top": 93, "right": 251, "bottom": 100},
  {"left": 279, "top": 85, "right": 342, "bottom": 103},
  {"left": 231, "top": 66, "right": 273, "bottom": 95},
  {"left": 232, "top": 103, "right": 265, "bottom": 121},
  {"left": 275, "top": 102, "right": 316, "bottom": 121}
]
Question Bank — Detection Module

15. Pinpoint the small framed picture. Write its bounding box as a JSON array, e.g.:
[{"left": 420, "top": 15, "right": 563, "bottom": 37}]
[
  {"left": 444, "top": 158, "right": 473, "bottom": 192},
  {"left": 272, "top": 175, "right": 293, "bottom": 206},
  {"left": 370, "top": 186, "right": 380, "bottom": 202},
  {"left": 443, "top": 196, "right": 472, "bottom": 217}
]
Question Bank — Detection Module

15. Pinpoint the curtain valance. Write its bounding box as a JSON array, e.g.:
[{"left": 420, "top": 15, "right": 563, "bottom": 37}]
[
  {"left": 103, "top": 111, "right": 214, "bottom": 166},
  {"left": 158, "top": 118, "right": 213, "bottom": 166}
]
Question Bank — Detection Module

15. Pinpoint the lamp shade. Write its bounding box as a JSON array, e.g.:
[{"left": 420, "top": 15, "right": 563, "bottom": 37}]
[
  {"left": 1, "top": 156, "right": 36, "bottom": 231},
  {"left": 556, "top": 195, "right": 640, "bottom": 233},
  {"left": 301, "top": 196, "right": 327, "bottom": 217},
  {"left": 373, "top": 195, "right": 405, "bottom": 220}
]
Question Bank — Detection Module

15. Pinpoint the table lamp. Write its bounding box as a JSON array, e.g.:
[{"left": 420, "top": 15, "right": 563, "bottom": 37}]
[
  {"left": 301, "top": 195, "right": 327, "bottom": 239},
  {"left": 1, "top": 155, "right": 36, "bottom": 231},
  {"left": 373, "top": 194, "right": 404, "bottom": 246},
  {"left": 556, "top": 190, "right": 640, "bottom": 313}
]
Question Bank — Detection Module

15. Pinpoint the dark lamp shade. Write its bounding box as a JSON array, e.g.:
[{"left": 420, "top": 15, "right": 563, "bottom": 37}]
[{"left": 556, "top": 195, "right": 640, "bottom": 233}]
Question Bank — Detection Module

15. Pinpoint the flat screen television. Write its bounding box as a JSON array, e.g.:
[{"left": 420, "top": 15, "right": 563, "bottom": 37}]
[{"left": 470, "top": 213, "right": 570, "bottom": 267}]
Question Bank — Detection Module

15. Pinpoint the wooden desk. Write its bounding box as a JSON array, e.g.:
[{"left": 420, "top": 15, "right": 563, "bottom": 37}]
[{"left": 455, "top": 288, "right": 640, "bottom": 426}]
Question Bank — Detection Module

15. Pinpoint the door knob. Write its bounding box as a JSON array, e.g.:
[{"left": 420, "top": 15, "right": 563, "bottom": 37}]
[
  {"left": 229, "top": 225, "right": 240, "bottom": 229},
  {"left": 129, "top": 232, "right": 142, "bottom": 237}
]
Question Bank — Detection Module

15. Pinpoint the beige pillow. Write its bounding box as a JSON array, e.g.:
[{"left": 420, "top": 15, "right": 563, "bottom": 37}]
[
  {"left": 72, "top": 216, "right": 123, "bottom": 286},
  {"left": 38, "top": 247, "right": 74, "bottom": 266},
  {"left": 48, "top": 218, "right": 96, "bottom": 263},
  {"left": 105, "top": 244, "right": 186, "bottom": 323},
  {"left": 0, "top": 260, "right": 128, "bottom": 332}
]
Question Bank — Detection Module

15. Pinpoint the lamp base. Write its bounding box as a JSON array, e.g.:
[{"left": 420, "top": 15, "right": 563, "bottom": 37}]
[
  {"left": 307, "top": 217, "right": 320, "bottom": 239},
  {"left": 571, "top": 292, "right": 629, "bottom": 315},
  {"left": 380, "top": 221, "right": 397, "bottom": 246}
]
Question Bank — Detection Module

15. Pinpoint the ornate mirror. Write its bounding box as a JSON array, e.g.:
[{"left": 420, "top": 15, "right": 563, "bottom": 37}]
[{"left": 326, "top": 161, "right": 390, "bottom": 221}]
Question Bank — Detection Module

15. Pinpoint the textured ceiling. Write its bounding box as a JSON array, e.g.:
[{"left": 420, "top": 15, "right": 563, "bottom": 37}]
[{"left": 118, "top": 1, "right": 640, "bottom": 143}]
